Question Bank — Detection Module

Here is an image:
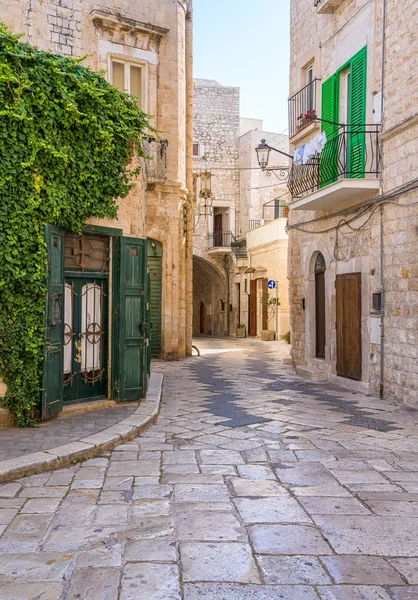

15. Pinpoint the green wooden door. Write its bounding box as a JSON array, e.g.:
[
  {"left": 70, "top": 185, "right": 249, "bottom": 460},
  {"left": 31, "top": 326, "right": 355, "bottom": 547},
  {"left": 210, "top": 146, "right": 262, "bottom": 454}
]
[
  {"left": 348, "top": 47, "right": 367, "bottom": 177},
  {"left": 146, "top": 271, "right": 152, "bottom": 378},
  {"left": 120, "top": 237, "right": 147, "bottom": 400},
  {"left": 147, "top": 240, "right": 163, "bottom": 359},
  {"left": 42, "top": 225, "right": 65, "bottom": 420}
]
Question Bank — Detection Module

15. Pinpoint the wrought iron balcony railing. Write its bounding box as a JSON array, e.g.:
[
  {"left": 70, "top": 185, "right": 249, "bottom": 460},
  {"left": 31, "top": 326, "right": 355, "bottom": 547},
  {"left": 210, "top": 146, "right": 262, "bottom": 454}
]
[
  {"left": 288, "top": 79, "right": 320, "bottom": 139},
  {"left": 142, "top": 137, "right": 168, "bottom": 181},
  {"left": 288, "top": 124, "right": 381, "bottom": 200},
  {"left": 208, "top": 230, "right": 233, "bottom": 249}
]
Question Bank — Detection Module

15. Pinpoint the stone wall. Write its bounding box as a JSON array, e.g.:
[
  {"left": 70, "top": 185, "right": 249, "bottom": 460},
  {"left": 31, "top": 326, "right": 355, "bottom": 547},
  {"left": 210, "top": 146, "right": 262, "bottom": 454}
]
[
  {"left": 288, "top": 0, "right": 418, "bottom": 405},
  {"left": 2, "top": 0, "right": 193, "bottom": 363}
]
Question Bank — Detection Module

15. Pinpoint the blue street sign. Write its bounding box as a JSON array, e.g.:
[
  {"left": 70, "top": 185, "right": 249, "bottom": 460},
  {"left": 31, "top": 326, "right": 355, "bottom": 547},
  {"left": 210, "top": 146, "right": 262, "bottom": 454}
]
[{"left": 268, "top": 280, "right": 276, "bottom": 290}]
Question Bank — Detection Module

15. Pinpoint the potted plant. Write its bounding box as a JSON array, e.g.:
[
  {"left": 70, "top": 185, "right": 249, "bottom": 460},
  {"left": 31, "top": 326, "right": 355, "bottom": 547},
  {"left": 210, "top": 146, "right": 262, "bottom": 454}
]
[
  {"left": 296, "top": 109, "right": 317, "bottom": 133},
  {"left": 236, "top": 324, "right": 246, "bottom": 338}
]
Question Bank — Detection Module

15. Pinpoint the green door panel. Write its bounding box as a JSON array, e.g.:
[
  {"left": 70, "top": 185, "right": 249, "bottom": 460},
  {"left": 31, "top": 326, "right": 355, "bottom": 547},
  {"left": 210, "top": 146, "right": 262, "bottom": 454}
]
[
  {"left": 146, "top": 271, "right": 151, "bottom": 378},
  {"left": 147, "top": 240, "right": 163, "bottom": 359},
  {"left": 320, "top": 74, "right": 339, "bottom": 188},
  {"left": 120, "top": 237, "right": 147, "bottom": 401},
  {"left": 42, "top": 225, "right": 65, "bottom": 420},
  {"left": 348, "top": 46, "right": 367, "bottom": 177}
]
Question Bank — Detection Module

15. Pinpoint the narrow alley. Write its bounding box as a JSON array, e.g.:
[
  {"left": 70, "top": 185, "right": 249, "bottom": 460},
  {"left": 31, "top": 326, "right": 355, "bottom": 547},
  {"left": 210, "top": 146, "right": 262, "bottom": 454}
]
[{"left": 1, "top": 339, "right": 417, "bottom": 599}]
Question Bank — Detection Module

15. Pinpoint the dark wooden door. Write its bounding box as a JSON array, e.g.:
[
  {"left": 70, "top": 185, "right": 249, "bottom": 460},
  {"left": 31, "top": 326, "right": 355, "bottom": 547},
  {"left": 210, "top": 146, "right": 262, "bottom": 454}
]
[
  {"left": 42, "top": 225, "right": 65, "bottom": 419},
  {"left": 249, "top": 279, "right": 257, "bottom": 336},
  {"left": 200, "top": 302, "right": 205, "bottom": 334},
  {"left": 262, "top": 278, "right": 268, "bottom": 330},
  {"left": 315, "top": 271, "right": 326, "bottom": 358},
  {"left": 336, "top": 273, "right": 362, "bottom": 380},
  {"left": 214, "top": 214, "right": 223, "bottom": 246}
]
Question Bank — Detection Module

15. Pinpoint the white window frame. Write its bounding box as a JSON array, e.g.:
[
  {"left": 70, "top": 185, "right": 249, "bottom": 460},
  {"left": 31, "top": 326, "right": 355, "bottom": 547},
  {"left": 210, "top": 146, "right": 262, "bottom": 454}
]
[
  {"left": 108, "top": 55, "right": 148, "bottom": 112},
  {"left": 193, "top": 142, "right": 205, "bottom": 158}
]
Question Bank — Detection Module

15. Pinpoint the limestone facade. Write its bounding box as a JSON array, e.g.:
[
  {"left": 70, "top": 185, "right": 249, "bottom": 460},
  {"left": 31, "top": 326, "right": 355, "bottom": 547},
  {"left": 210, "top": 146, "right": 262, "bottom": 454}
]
[
  {"left": 192, "top": 79, "right": 240, "bottom": 337},
  {"left": 2, "top": 0, "right": 194, "bottom": 362},
  {"left": 288, "top": 0, "right": 418, "bottom": 405}
]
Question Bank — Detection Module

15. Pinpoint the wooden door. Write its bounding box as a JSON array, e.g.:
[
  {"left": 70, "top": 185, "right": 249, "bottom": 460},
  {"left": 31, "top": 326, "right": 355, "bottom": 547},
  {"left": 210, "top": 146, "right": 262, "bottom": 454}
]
[
  {"left": 200, "top": 302, "right": 205, "bottom": 334},
  {"left": 42, "top": 225, "right": 65, "bottom": 419},
  {"left": 120, "top": 237, "right": 147, "bottom": 400},
  {"left": 214, "top": 214, "right": 223, "bottom": 246},
  {"left": 315, "top": 271, "right": 326, "bottom": 358},
  {"left": 262, "top": 278, "right": 268, "bottom": 330},
  {"left": 336, "top": 273, "right": 362, "bottom": 380},
  {"left": 249, "top": 279, "right": 257, "bottom": 336},
  {"left": 147, "top": 240, "right": 163, "bottom": 359}
]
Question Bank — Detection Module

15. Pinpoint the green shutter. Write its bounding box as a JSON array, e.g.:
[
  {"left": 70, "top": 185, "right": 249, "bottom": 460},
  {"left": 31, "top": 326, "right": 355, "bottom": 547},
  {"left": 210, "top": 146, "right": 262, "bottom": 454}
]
[
  {"left": 320, "top": 74, "right": 338, "bottom": 187},
  {"left": 147, "top": 240, "right": 163, "bottom": 359},
  {"left": 42, "top": 225, "right": 64, "bottom": 419},
  {"left": 146, "top": 271, "right": 151, "bottom": 378},
  {"left": 348, "top": 46, "right": 367, "bottom": 177},
  {"left": 119, "top": 237, "right": 147, "bottom": 401}
]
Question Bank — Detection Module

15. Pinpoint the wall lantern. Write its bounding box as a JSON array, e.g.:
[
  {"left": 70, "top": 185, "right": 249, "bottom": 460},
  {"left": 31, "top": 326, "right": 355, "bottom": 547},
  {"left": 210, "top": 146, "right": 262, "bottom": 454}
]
[{"left": 255, "top": 139, "right": 272, "bottom": 170}]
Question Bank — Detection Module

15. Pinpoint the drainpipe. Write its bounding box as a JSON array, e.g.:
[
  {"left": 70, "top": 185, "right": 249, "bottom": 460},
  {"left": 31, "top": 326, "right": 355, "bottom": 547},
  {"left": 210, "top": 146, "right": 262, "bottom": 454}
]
[{"left": 379, "top": 205, "right": 385, "bottom": 399}]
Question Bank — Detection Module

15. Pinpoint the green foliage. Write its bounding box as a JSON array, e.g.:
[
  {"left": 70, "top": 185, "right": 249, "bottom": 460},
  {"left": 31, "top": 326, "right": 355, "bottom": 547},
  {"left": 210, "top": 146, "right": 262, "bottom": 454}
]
[
  {"left": 282, "top": 330, "right": 291, "bottom": 344},
  {"left": 0, "top": 24, "right": 150, "bottom": 425}
]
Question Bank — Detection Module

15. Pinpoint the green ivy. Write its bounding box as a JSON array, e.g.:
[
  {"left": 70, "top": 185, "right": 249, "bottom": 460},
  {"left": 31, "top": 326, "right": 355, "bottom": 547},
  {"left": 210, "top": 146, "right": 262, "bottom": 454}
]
[{"left": 0, "top": 24, "right": 150, "bottom": 426}]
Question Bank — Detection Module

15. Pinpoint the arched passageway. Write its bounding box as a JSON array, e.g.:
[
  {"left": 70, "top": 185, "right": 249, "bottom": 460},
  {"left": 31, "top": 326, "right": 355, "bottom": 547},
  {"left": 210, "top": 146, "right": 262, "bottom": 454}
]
[{"left": 193, "top": 256, "right": 228, "bottom": 336}]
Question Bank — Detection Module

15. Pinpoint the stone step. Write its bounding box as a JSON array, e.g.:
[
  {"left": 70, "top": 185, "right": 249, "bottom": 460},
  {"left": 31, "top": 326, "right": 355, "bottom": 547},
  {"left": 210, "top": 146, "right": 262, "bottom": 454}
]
[{"left": 295, "top": 365, "right": 329, "bottom": 383}]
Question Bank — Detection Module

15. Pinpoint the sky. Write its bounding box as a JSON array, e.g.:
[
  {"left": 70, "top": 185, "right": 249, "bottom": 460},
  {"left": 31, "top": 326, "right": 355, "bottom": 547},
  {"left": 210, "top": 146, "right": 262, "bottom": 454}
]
[{"left": 192, "top": 0, "right": 290, "bottom": 134}]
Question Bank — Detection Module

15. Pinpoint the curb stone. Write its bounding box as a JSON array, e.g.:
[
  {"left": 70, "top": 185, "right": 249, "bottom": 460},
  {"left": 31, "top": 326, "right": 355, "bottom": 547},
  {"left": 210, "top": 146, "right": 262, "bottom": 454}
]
[{"left": 0, "top": 372, "right": 163, "bottom": 484}]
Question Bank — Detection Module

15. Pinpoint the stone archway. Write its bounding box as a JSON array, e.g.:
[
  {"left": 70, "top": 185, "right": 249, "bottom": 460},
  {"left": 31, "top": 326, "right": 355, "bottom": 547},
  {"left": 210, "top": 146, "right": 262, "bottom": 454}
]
[{"left": 193, "top": 256, "right": 227, "bottom": 336}]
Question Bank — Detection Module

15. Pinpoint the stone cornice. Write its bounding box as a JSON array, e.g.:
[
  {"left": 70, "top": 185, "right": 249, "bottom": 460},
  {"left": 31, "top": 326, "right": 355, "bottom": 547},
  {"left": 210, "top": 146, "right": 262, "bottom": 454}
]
[{"left": 90, "top": 10, "right": 170, "bottom": 40}]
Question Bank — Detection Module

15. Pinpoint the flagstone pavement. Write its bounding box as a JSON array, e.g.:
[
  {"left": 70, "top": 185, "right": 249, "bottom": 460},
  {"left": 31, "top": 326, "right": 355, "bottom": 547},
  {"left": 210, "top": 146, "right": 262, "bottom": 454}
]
[{"left": 1, "top": 337, "right": 418, "bottom": 599}]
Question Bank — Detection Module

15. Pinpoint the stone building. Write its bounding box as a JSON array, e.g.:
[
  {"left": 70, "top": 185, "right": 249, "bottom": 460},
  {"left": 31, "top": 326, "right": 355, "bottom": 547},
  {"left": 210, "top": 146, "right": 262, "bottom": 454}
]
[
  {"left": 287, "top": 0, "right": 418, "bottom": 406},
  {"left": 1, "top": 0, "right": 193, "bottom": 418},
  {"left": 192, "top": 79, "right": 290, "bottom": 340},
  {"left": 192, "top": 79, "right": 240, "bottom": 337},
  {"left": 235, "top": 127, "right": 290, "bottom": 339}
]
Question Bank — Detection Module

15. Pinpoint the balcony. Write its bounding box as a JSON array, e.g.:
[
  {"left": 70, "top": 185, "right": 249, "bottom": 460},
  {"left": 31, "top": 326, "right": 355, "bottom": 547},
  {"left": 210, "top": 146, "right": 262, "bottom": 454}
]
[
  {"left": 208, "top": 230, "right": 233, "bottom": 254},
  {"left": 248, "top": 202, "right": 289, "bottom": 232},
  {"left": 288, "top": 124, "right": 381, "bottom": 211},
  {"left": 288, "top": 79, "right": 320, "bottom": 140},
  {"left": 142, "top": 137, "right": 168, "bottom": 182},
  {"left": 314, "top": 0, "right": 346, "bottom": 14}
]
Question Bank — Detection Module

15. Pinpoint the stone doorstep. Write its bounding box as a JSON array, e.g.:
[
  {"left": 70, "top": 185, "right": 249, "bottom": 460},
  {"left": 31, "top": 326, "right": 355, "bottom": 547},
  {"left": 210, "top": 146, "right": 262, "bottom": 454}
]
[
  {"left": 0, "top": 373, "right": 163, "bottom": 485},
  {"left": 295, "top": 365, "right": 329, "bottom": 383}
]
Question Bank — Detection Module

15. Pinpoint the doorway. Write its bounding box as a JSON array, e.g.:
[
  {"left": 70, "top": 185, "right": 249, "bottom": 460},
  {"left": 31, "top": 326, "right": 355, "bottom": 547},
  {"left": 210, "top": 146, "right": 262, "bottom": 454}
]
[
  {"left": 315, "top": 253, "right": 326, "bottom": 359},
  {"left": 214, "top": 213, "right": 223, "bottom": 247},
  {"left": 336, "top": 272, "right": 362, "bottom": 380},
  {"left": 200, "top": 302, "right": 206, "bottom": 334},
  {"left": 63, "top": 233, "right": 109, "bottom": 403}
]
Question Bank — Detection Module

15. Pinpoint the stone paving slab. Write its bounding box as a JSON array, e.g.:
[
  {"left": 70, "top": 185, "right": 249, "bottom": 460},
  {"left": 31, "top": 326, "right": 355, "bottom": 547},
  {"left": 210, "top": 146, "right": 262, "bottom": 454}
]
[
  {"left": 1, "top": 338, "right": 418, "bottom": 598},
  {"left": 0, "top": 374, "right": 162, "bottom": 484}
]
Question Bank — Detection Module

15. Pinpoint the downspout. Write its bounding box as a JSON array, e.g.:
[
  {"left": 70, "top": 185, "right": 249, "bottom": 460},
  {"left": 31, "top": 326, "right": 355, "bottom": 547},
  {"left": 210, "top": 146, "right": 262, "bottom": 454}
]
[
  {"left": 379, "top": 0, "right": 387, "bottom": 399},
  {"left": 379, "top": 206, "right": 384, "bottom": 399}
]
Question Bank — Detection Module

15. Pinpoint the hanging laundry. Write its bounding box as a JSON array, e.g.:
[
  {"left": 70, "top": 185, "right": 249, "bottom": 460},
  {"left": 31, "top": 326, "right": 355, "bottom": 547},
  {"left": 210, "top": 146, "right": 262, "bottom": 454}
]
[
  {"left": 311, "top": 131, "right": 327, "bottom": 154},
  {"left": 293, "top": 144, "right": 305, "bottom": 165}
]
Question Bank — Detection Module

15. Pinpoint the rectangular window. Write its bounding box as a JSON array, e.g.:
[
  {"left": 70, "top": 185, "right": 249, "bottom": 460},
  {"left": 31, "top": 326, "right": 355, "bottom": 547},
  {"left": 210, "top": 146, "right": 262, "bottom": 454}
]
[
  {"left": 305, "top": 65, "right": 314, "bottom": 112},
  {"left": 193, "top": 143, "right": 200, "bottom": 157},
  {"left": 111, "top": 60, "right": 143, "bottom": 108}
]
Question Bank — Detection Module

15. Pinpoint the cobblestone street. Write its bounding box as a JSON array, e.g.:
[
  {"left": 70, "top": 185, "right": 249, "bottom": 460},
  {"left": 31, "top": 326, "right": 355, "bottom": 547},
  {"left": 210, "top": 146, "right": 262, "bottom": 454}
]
[{"left": 1, "top": 338, "right": 418, "bottom": 599}]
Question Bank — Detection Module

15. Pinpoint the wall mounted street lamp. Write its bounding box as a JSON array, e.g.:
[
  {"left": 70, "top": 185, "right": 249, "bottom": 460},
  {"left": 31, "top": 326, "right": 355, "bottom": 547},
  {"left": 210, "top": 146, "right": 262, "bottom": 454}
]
[
  {"left": 196, "top": 169, "right": 214, "bottom": 217},
  {"left": 255, "top": 139, "right": 293, "bottom": 182}
]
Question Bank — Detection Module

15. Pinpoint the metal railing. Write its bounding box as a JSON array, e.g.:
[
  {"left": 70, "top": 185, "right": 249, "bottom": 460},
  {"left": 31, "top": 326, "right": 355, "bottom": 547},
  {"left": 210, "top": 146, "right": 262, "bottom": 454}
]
[
  {"left": 288, "top": 79, "right": 319, "bottom": 139},
  {"left": 288, "top": 124, "right": 381, "bottom": 200},
  {"left": 142, "top": 137, "right": 168, "bottom": 181},
  {"left": 208, "top": 230, "right": 233, "bottom": 249},
  {"left": 249, "top": 220, "right": 261, "bottom": 230},
  {"left": 232, "top": 245, "right": 248, "bottom": 259}
]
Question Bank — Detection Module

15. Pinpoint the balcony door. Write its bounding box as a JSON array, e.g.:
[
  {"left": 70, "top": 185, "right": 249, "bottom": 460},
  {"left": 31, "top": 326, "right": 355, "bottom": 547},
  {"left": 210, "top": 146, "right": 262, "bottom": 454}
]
[{"left": 214, "top": 213, "right": 223, "bottom": 247}]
